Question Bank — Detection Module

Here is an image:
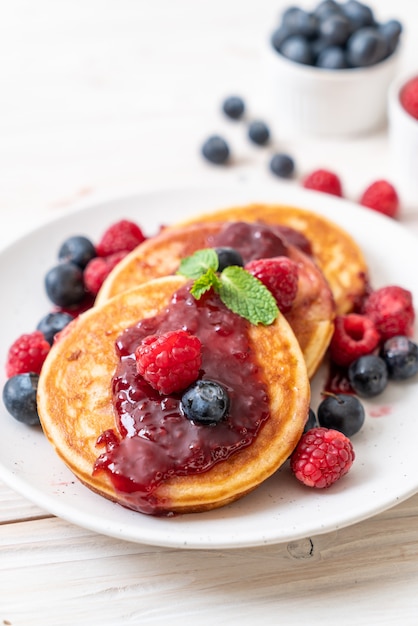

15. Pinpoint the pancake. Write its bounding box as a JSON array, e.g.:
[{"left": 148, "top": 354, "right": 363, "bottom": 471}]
[
  {"left": 37, "top": 275, "right": 310, "bottom": 516},
  {"left": 96, "top": 220, "right": 336, "bottom": 378},
  {"left": 176, "top": 203, "right": 369, "bottom": 316}
]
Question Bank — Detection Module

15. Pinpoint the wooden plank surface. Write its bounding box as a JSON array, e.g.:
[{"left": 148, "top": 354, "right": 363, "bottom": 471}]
[{"left": 2, "top": 486, "right": 418, "bottom": 624}]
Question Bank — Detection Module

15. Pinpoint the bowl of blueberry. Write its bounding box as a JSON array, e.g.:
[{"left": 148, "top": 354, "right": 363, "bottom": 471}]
[{"left": 264, "top": 0, "right": 402, "bottom": 137}]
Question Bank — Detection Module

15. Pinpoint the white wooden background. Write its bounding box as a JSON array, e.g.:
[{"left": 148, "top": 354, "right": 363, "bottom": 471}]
[{"left": 2, "top": 1, "right": 418, "bottom": 624}]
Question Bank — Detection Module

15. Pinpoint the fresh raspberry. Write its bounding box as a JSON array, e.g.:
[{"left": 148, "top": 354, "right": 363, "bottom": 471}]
[
  {"left": 96, "top": 219, "right": 146, "bottom": 257},
  {"left": 290, "top": 427, "right": 355, "bottom": 489},
  {"left": 302, "top": 169, "right": 343, "bottom": 197},
  {"left": 84, "top": 251, "right": 127, "bottom": 295},
  {"left": 245, "top": 256, "right": 299, "bottom": 312},
  {"left": 6, "top": 331, "right": 50, "bottom": 378},
  {"left": 400, "top": 76, "right": 418, "bottom": 121},
  {"left": 359, "top": 180, "right": 399, "bottom": 219},
  {"left": 329, "top": 313, "right": 380, "bottom": 367},
  {"left": 363, "top": 285, "right": 415, "bottom": 341},
  {"left": 135, "top": 330, "right": 202, "bottom": 395}
]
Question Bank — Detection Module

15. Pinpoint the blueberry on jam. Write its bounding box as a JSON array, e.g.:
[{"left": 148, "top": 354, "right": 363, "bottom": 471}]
[
  {"left": 215, "top": 247, "right": 244, "bottom": 271},
  {"left": 181, "top": 380, "right": 230, "bottom": 425}
]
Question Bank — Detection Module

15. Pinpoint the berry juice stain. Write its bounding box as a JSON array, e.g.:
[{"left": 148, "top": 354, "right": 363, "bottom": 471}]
[
  {"left": 369, "top": 405, "right": 392, "bottom": 418},
  {"left": 93, "top": 284, "right": 270, "bottom": 515}
]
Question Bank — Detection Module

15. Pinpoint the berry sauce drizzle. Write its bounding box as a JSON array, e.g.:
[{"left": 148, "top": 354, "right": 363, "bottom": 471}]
[{"left": 93, "top": 284, "right": 270, "bottom": 515}]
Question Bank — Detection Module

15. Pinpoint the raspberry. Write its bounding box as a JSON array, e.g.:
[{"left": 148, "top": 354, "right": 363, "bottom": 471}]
[
  {"left": 330, "top": 313, "right": 380, "bottom": 367},
  {"left": 84, "top": 251, "right": 127, "bottom": 295},
  {"left": 400, "top": 76, "right": 418, "bottom": 120},
  {"left": 245, "top": 256, "right": 299, "bottom": 312},
  {"left": 135, "top": 330, "right": 202, "bottom": 395},
  {"left": 290, "top": 427, "right": 355, "bottom": 489},
  {"left": 359, "top": 180, "right": 399, "bottom": 219},
  {"left": 302, "top": 169, "right": 343, "bottom": 197},
  {"left": 6, "top": 331, "right": 50, "bottom": 378},
  {"left": 96, "top": 219, "right": 146, "bottom": 257},
  {"left": 363, "top": 285, "right": 415, "bottom": 341}
]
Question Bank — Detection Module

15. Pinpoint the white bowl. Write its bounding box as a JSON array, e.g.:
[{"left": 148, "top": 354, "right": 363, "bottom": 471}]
[
  {"left": 388, "top": 72, "right": 418, "bottom": 210},
  {"left": 262, "top": 43, "right": 400, "bottom": 138}
]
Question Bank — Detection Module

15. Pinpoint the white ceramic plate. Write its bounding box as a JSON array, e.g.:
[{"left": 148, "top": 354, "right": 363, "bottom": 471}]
[{"left": 1, "top": 183, "right": 418, "bottom": 550}]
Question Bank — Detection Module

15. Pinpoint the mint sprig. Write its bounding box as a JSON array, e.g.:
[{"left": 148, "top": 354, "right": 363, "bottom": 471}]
[{"left": 177, "top": 249, "right": 279, "bottom": 326}]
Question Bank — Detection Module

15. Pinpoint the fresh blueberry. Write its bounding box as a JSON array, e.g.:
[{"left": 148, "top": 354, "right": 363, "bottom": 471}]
[
  {"left": 215, "top": 247, "right": 244, "bottom": 271},
  {"left": 378, "top": 19, "right": 402, "bottom": 55},
  {"left": 271, "top": 26, "right": 292, "bottom": 53},
  {"left": 248, "top": 120, "right": 270, "bottom": 146},
  {"left": 381, "top": 336, "right": 418, "bottom": 380},
  {"left": 313, "top": 0, "right": 344, "bottom": 22},
  {"left": 269, "top": 153, "right": 295, "bottom": 178},
  {"left": 282, "top": 7, "right": 318, "bottom": 39},
  {"left": 316, "top": 45, "right": 348, "bottom": 69},
  {"left": 36, "top": 311, "right": 74, "bottom": 345},
  {"left": 280, "top": 35, "right": 314, "bottom": 65},
  {"left": 346, "top": 27, "right": 388, "bottom": 67},
  {"left": 317, "top": 393, "right": 365, "bottom": 437},
  {"left": 58, "top": 235, "right": 96, "bottom": 269},
  {"left": 303, "top": 407, "right": 318, "bottom": 433},
  {"left": 45, "top": 262, "right": 85, "bottom": 307},
  {"left": 222, "top": 96, "right": 245, "bottom": 120},
  {"left": 341, "top": 0, "right": 375, "bottom": 31},
  {"left": 319, "top": 14, "right": 351, "bottom": 46},
  {"left": 201, "top": 135, "right": 230, "bottom": 165},
  {"left": 3, "top": 373, "right": 40, "bottom": 426},
  {"left": 181, "top": 380, "right": 230, "bottom": 425},
  {"left": 348, "top": 354, "right": 388, "bottom": 398}
]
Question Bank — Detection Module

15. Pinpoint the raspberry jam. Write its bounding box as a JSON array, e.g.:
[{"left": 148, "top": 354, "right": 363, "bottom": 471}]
[{"left": 93, "top": 284, "right": 270, "bottom": 515}]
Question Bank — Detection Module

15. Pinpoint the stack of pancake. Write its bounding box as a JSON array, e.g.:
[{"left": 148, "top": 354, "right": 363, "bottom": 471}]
[{"left": 37, "top": 203, "right": 368, "bottom": 515}]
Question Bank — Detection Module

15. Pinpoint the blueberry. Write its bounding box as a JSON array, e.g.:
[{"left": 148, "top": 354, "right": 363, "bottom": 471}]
[
  {"left": 341, "top": 0, "right": 375, "bottom": 31},
  {"left": 58, "top": 235, "right": 96, "bottom": 269},
  {"left": 282, "top": 7, "right": 318, "bottom": 39},
  {"left": 348, "top": 355, "right": 388, "bottom": 398},
  {"left": 319, "top": 14, "right": 351, "bottom": 46},
  {"left": 45, "top": 262, "right": 85, "bottom": 307},
  {"left": 316, "top": 45, "right": 349, "bottom": 69},
  {"left": 201, "top": 135, "right": 230, "bottom": 165},
  {"left": 378, "top": 19, "right": 402, "bottom": 55},
  {"left": 269, "top": 153, "right": 295, "bottom": 178},
  {"left": 303, "top": 407, "right": 318, "bottom": 433},
  {"left": 280, "top": 35, "right": 314, "bottom": 65},
  {"left": 181, "top": 380, "right": 230, "bottom": 425},
  {"left": 3, "top": 373, "right": 40, "bottom": 426},
  {"left": 222, "top": 96, "right": 245, "bottom": 120},
  {"left": 381, "top": 336, "right": 418, "bottom": 380},
  {"left": 346, "top": 27, "right": 388, "bottom": 67},
  {"left": 317, "top": 393, "right": 365, "bottom": 437},
  {"left": 215, "top": 247, "right": 244, "bottom": 272},
  {"left": 248, "top": 120, "right": 270, "bottom": 146},
  {"left": 36, "top": 311, "right": 74, "bottom": 345},
  {"left": 271, "top": 26, "right": 292, "bottom": 53},
  {"left": 313, "top": 1, "right": 344, "bottom": 22}
]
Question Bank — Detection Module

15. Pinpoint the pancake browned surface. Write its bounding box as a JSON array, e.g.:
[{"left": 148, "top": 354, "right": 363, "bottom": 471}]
[
  {"left": 37, "top": 275, "right": 310, "bottom": 516},
  {"left": 176, "top": 203, "right": 369, "bottom": 315},
  {"left": 96, "top": 220, "right": 336, "bottom": 378}
]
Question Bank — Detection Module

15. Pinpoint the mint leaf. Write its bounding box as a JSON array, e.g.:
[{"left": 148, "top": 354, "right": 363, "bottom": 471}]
[
  {"left": 177, "top": 248, "right": 218, "bottom": 280},
  {"left": 218, "top": 266, "right": 279, "bottom": 325},
  {"left": 191, "top": 268, "right": 222, "bottom": 299}
]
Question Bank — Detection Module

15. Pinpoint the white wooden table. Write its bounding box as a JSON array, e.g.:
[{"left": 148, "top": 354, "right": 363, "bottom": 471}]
[{"left": 2, "top": 1, "right": 418, "bottom": 623}]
